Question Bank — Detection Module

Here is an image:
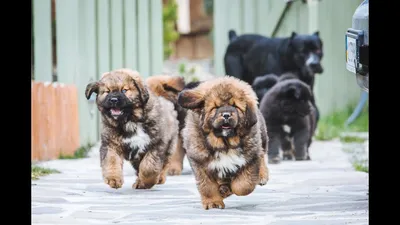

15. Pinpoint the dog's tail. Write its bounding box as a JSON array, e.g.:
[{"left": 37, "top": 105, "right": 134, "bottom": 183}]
[{"left": 228, "top": 29, "right": 237, "bottom": 42}]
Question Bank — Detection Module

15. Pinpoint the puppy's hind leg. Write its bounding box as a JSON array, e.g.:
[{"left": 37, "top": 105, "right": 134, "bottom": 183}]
[{"left": 167, "top": 135, "right": 186, "bottom": 176}]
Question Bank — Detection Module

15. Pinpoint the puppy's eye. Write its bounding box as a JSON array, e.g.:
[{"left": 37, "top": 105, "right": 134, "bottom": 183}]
[
  {"left": 104, "top": 90, "right": 110, "bottom": 93},
  {"left": 122, "top": 89, "right": 128, "bottom": 94}
]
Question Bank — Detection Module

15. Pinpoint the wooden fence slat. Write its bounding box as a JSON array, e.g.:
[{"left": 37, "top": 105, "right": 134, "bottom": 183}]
[
  {"left": 31, "top": 82, "right": 41, "bottom": 161},
  {"left": 32, "top": 82, "right": 80, "bottom": 161},
  {"left": 33, "top": 0, "right": 53, "bottom": 82},
  {"left": 255, "top": 0, "right": 270, "bottom": 36},
  {"left": 213, "top": 0, "right": 230, "bottom": 76},
  {"left": 149, "top": 0, "right": 163, "bottom": 75},
  {"left": 124, "top": 0, "right": 138, "bottom": 70},
  {"left": 242, "top": 0, "right": 257, "bottom": 33},
  {"left": 110, "top": 0, "right": 125, "bottom": 70},
  {"left": 137, "top": 0, "right": 151, "bottom": 77},
  {"left": 78, "top": 0, "right": 99, "bottom": 144},
  {"left": 227, "top": 0, "right": 242, "bottom": 35},
  {"left": 97, "top": 0, "right": 111, "bottom": 76},
  {"left": 56, "top": 0, "right": 79, "bottom": 84}
]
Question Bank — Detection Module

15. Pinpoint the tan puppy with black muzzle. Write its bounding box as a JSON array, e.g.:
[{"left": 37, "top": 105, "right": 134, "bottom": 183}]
[
  {"left": 178, "top": 76, "right": 270, "bottom": 210},
  {"left": 85, "top": 69, "right": 179, "bottom": 189}
]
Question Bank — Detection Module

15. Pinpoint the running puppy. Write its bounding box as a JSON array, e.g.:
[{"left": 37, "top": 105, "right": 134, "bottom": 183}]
[
  {"left": 178, "top": 76, "right": 269, "bottom": 210},
  {"left": 85, "top": 69, "right": 179, "bottom": 189},
  {"left": 259, "top": 76, "right": 316, "bottom": 163},
  {"left": 145, "top": 74, "right": 187, "bottom": 175}
]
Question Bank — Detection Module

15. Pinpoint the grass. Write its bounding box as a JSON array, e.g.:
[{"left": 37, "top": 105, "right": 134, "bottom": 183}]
[
  {"left": 353, "top": 162, "right": 368, "bottom": 173},
  {"left": 315, "top": 103, "right": 368, "bottom": 141},
  {"left": 58, "top": 142, "right": 94, "bottom": 159},
  {"left": 31, "top": 165, "right": 60, "bottom": 180},
  {"left": 339, "top": 135, "right": 366, "bottom": 143}
]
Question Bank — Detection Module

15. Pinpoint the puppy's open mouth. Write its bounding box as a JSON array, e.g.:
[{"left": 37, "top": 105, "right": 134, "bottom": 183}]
[
  {"left": 110, "top": 108, "right": 124, "bottom": 118},
  {"left": 221, "top": 123, "right": 232, "bottom": 129}
]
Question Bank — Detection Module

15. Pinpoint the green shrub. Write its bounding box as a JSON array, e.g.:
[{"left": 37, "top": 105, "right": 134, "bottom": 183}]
[{"left": 163, "top": 0, "right": 180, "bottom": 59}]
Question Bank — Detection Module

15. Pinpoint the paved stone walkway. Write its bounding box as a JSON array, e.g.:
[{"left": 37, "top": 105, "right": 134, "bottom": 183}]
[{"left": 32, "top": 140, "right": 368, "bottom": 225}]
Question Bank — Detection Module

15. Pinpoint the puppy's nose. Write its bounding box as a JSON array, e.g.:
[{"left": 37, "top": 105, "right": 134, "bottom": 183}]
[
  {"left": 109, "top": 97, "right": 118, "bottom": 104},
  {"left": 222, "top": 113, "right": 231, "bottom": 120}
]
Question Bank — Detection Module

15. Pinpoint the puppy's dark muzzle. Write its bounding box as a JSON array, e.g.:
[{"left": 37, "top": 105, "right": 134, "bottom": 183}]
[{"left": 109, "top": 97, "right": 118, "bottom": 104}]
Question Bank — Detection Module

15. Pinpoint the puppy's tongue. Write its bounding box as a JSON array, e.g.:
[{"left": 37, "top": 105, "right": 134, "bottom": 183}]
[{"left": 110, "top": 108, "right": 122, "bottom": 116}]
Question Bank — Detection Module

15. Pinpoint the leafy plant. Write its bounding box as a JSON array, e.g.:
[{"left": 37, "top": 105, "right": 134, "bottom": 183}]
[
  {"left": 178, "top": 63, "right": 200, "bottom": 83},
  {"left": 163, "top": 0, "right": 180, "bottom": 59}
]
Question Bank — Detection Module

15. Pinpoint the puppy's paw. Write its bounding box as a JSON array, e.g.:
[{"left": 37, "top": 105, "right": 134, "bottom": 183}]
[
  {"left": 295, "top": 155, "right": 308, "bottom": 161},
  {"left": 219, "top": 184, "right": 232, "bottom": 198},
  {"left": 104, "top": 176, "right": 124, "bottom": 189},
  {"left": 202, "top": 199, "right": 225, "bottom": 210},
  {"left": 268, "top": 155, "right": 281, "bottom": 164},
  {"left": 157, "top": 174, "right": 166, "bottom": 185},
  {"left": 259, "top": 173, "right": 269, "bottom": 186},
  {"left": 282, "top": 153, "right": 294, "bottom": 160},
  {"left": 167, "top": 163, "right": 183, "bottom": 176},
  {"left": 132, "top": 180, "right": 143, "bottom": 189}
]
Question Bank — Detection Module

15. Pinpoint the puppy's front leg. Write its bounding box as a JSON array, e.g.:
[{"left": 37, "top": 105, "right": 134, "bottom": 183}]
[
  {"left": 258, "top": 154, "right": 269, "bottom": 186},
  {"left": 133, "top": 152, "right": 163, "bottom": 189},
  {"left": 100, "top": 145, "right": 124, "bottom": 189},
  {"left": 231, "top": 162, "right": 259, "bottom": 196},
  {"left": 293, "top": 127, "right": 310, "bottom": 161},
  {"left": 268, "top": 134, "right": 281, "bottom": 164},
  {"left": 193, "top": 166, "right": 225, "bottom": 210}
]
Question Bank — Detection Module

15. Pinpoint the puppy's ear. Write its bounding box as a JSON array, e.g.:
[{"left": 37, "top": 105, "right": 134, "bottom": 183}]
[
  {"left": 132, "top": 79, "right": 149, "bottom": 105},
  {"left": 284, "top": 85, "right": 301, "bottom": 99},
  {"left": 244, "top": 105, "right": 258, "bottom": 129},
  {"left": 313, "top": 31, "right": 320, "bottom": 36},
  {"left": 290, "top": 31, "right": 297, "bottom": 39},
  {"left": 163, "top": 76, "right": 185, "bottom": 93},
  {"left": 85, "top": 82, "right": 99, "bottom": 100},
  {"left": 178, "top": 89, "right": 204, "bottom": 110}
]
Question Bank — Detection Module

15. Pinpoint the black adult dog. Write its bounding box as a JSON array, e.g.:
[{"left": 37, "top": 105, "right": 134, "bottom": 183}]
[
  {"left": 224, "top": 29, "right": 324, "bottom": 87},
  {"left": 224, "top": 29, "right": 324, "bottom": 122}
]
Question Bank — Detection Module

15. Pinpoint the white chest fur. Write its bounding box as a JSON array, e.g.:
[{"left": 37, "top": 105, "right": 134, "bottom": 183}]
[
  {"left": 282, "top": 124, "right": 291, "bottom": 133},
  {"left": 208, "top": 150, "right": 246, "bottom": 178},
  {"left": 122, "top": 122, "right": 151, "bottom": 160}
]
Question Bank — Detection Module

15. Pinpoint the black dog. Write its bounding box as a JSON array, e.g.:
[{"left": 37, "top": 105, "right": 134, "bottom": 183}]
[
  {"left": 258, "top": 76, "right": 317, "bottom": 164},
  {"left": 225, "top": 30, "right": 323, "bottom": 122},
  {"left": 224, "top": 30, "right": 323, "bottom": 87},
  {"left": 252, "top": 74, "right": 279, "bottom": 102}
]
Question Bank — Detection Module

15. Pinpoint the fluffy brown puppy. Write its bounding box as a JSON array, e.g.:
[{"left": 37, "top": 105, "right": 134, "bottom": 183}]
[
  {"left": 145, "top": 74, "right": 187, "bottom": 175},
  {"left": 178, "top": 76, "right": 269, "bottom": 210},
  {"left": 85, "top": 69, "right": 179, "bottom": 189}
]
